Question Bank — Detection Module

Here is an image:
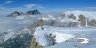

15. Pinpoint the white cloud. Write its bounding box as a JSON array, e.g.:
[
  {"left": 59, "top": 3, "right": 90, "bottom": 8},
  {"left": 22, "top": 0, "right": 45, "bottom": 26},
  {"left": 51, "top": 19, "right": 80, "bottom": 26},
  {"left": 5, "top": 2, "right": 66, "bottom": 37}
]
[
  {"left": 85, "top": 7, "right": 96, "bottom": 11},
  {"left": 24, "top": 4, "right": 44, "bottom": 9},
  {"left": 0, "top": 1, "right": 13, "bottom": 7},
  {"left": 63, "top": 7, "right": 96, "bottom": 11},
  {"left": 4, "top": 1, "right": 13, "bottom": 4}
]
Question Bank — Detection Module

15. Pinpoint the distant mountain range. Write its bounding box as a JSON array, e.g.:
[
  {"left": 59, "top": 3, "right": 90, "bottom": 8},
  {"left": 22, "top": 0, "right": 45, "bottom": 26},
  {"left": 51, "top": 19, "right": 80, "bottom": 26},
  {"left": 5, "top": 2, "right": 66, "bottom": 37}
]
[
  {"left": 6, "top": 10, "right": 96, "bottom": 27},
  {"left": 7, "top": 9, "right": 40, "bottom": 17},
  {"left": 0, "top": 10, "right": 96, "bottom": 48}
]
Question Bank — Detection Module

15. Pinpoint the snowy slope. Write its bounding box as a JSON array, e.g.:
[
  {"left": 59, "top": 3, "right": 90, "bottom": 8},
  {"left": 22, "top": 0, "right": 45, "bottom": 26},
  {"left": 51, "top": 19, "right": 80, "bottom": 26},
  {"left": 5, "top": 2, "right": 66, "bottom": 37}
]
[
  {"left": 34, "top": 26, "right": 75, "bottom": 46},
  {"left": 34, "top": 26, "right": 96, "bottom": 48}
]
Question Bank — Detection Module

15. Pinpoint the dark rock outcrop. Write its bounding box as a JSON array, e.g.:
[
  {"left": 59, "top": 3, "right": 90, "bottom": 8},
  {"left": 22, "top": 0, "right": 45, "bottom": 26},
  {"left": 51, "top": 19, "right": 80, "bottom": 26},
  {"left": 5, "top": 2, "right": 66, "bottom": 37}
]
[
  {"left": 7, "top": 11, "right": 23, "bottom": 17},
  {"left": 7, "top": 9, "right": 40, "bottom": 17},
  {"left": 68, "top": 14, "right": 76, "bottom": 20},
  {"left": 26, "top": 9, "right": 40, "bottom": 15}
]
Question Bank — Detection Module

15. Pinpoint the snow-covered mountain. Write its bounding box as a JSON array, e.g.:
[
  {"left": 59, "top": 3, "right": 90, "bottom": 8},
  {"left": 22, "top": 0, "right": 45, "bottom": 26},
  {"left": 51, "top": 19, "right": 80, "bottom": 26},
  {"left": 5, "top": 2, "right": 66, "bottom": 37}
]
[
  {"left": 0, "top": 10, "right": 96, "bottom": 48},
  {"left": 64, "top": 10, "right": 96, "bottom": 19}
]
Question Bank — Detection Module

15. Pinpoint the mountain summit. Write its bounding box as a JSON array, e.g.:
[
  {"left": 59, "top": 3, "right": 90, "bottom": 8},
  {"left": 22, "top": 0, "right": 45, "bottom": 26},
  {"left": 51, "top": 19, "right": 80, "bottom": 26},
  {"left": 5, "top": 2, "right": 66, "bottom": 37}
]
[
  {"left": 26, "top": 9, "right": 40, "bottom": 15},
  {"left": 7, "top": 9, "right": 41, "bottom": 17}
]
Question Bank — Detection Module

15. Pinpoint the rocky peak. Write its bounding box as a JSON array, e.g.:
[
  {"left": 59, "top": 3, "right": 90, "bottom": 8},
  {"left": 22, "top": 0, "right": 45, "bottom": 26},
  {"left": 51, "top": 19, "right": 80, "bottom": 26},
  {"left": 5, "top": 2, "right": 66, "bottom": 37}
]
[
  {"left": 7, "top": 11, "right": 24, "bottom": 17},
  {"left": 26, "top": 9, "right": 40, "bottom": 15}
]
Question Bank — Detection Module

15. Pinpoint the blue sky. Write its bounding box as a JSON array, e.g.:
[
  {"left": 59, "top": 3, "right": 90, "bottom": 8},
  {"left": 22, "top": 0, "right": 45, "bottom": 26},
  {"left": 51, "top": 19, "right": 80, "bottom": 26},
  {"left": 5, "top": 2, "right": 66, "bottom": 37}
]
[
  {"left": 0, "top": 0, "right": 96, "bottom": 8},
  {"left": 0, "top": 0, "right": 96, "bottom": 14}
]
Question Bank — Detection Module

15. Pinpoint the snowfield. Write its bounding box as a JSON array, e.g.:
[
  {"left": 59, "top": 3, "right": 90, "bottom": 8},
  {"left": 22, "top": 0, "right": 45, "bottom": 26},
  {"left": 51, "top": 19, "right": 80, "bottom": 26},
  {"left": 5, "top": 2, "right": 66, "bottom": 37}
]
[
  {"left": 34, "top": 26, "right": 75, "bottom": 46},
  {"left": 34, "top": 26, "right": 96, "bottom": 48}
]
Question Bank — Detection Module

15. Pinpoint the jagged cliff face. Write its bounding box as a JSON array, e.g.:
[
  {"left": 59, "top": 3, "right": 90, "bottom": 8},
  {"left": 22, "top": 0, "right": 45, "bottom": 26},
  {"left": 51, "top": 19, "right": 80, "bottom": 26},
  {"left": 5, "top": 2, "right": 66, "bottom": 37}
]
[{"left": 7, "top": 11, "right": 23, "bottom": 17}]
